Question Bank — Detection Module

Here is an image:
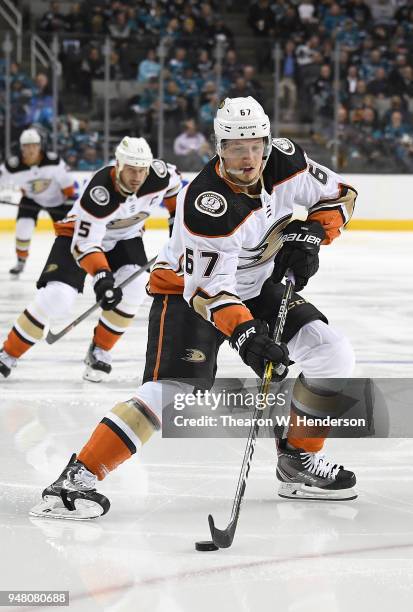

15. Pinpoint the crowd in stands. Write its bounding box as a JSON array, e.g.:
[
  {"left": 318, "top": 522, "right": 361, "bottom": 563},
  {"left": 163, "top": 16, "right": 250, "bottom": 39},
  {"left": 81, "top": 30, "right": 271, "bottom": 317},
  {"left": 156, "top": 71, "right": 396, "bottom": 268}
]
[
  {"left": 1, "top": 0, "right": 413, "bottom": 172},
  {"left": 248, "top": 0, "right": 413, "bottom": 171}
]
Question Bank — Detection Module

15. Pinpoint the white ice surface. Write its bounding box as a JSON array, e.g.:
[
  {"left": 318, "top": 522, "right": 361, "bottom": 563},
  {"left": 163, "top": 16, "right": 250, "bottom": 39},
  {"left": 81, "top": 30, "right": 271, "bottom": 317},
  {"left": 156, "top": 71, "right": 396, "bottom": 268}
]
[{"left": 1, "top": 229, "right": 413, "bottom": 612}]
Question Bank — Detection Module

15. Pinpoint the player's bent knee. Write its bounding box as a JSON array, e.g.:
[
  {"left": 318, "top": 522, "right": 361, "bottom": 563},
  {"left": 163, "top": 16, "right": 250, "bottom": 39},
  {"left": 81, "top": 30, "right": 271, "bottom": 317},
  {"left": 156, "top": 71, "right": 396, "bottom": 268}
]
[
  {"left": 290, "top": 320, "right": 355, "bottom": 378},
  {"left": 31, "top": 281, "right": 78, "bottom": 320},
  {"left": 134, "top": 380, "right": 194, "bottom": 426}
]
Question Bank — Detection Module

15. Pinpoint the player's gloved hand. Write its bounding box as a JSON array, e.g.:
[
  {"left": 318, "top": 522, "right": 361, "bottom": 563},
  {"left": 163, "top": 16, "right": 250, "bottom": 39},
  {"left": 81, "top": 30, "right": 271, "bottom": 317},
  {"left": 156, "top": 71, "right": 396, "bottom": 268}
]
[
  {"left": 272, "top": 220, "right": 326, "bottom": 291},
  {"left": 93, "top": 269, "right": 123, "bottom": 311},
  {"left": 230, "top": 319, "right": 289, "bottom": 380}
]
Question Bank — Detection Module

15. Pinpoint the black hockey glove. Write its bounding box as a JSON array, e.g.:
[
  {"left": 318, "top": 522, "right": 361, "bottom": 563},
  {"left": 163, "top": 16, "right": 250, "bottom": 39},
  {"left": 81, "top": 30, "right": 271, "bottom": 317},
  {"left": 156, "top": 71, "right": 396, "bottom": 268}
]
[
  {"left": 93, "top": 269, "right": 123, "bottom": 311},
  {"left": 230, "top": 319, "right": 289, "bottom": 381},
  {"left": 272, "top": 220, "right": 326, "bottom": 291}
]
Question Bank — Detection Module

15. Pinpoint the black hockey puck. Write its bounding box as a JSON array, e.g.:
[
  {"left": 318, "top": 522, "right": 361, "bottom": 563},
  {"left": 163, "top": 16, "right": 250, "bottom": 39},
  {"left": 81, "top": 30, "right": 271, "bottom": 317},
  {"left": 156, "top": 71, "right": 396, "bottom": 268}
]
[{"left": 195, "top": 540, "right": 219, "bottom": 552}]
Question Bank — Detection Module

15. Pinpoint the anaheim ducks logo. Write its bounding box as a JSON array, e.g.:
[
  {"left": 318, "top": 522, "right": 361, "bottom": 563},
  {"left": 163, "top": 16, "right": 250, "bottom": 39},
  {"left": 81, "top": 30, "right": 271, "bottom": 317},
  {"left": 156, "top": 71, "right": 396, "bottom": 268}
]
[
  {"left": 238, "top": 214, "right": 292, "bottom": 269},
  {"left": 181, "top": 348, "right": 207, "bottom": 363},
  {"left": 45, "top": 263, "right": 58, "bottom": 273},
  {"left": 28, "top": 178, "right": 52, "bottom": 194}
]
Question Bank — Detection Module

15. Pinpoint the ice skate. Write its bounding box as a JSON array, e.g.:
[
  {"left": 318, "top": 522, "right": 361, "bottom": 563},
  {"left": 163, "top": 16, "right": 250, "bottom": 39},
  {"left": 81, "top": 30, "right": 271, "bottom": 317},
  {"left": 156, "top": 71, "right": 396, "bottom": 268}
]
[
  {"left": 276, "top": 439, "right": 357, "bottom": 501},
  {"left": 0, "top": 348, "right": 17, "bottom": 378},
  {"left": 9, "top": 258, "right": 26, "bottom": 278},
  {"left": 29, "top": 453, "right": 110, "bottom": 520},
  {"left": 83, "top": 342, "right": 112, "bottom": 382}
]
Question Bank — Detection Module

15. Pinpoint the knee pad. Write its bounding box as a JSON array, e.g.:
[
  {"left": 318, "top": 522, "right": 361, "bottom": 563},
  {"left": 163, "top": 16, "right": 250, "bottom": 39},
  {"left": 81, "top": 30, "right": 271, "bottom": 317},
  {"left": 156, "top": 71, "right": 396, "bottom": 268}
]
[
  {"left": 114, "top": 265, "right": 149, "bottom": 313},
  {"left": 30, "top": 281, "right": 78, "bottom": 323},
  {"left": 134, "top": 380, "right": 194, "bottom": 425},
  {"left": 288, "top": 320, "right": 355, "bottom": 379}
]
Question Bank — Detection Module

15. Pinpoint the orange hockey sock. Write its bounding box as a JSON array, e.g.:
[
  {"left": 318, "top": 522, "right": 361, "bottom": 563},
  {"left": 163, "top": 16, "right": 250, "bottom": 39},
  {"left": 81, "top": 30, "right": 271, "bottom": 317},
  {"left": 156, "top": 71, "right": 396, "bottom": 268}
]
[
  {"left": 78, "top": 421, "right": 133, "bottom": 481},
  {"left": 93, "top": 306, "right": 135, "bottom": 351},
  {"left": 287, "top": 410, "right": 329, "bottom": 453},
  {"left": 3, "top": 309, "right": 45, "bottom": 358}
]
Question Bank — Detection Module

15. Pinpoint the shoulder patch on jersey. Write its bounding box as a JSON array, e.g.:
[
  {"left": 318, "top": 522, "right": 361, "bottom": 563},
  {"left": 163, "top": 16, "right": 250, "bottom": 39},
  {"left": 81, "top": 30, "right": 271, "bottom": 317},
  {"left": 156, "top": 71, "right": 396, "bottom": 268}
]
[
  {"left": 8, "top": 156, "right": 19, "bottom": 168},
  {"left": 80, "top": 166, "right": 124, "bottom": 219},
  {"left": 151, "top": 159, "right": 167, "bottom": 178},
  {"left": 90, "top": 185, "right": 110, "bottom": 206},
  {"left": 194, "top": 191, "right": 227, "bottom": 217},
  {"left": 272, "top": 138, "right": 295, "bottom": 155},
  {"left": 184, "top": 157, "right": 262, "bottom": 237}
]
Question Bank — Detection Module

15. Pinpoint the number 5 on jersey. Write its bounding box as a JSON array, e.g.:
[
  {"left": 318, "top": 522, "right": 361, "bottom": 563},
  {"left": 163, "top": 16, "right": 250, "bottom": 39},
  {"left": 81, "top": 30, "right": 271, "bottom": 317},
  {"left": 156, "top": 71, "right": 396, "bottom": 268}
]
[{"left": 185, "top": 248, "right": 219, "bottom": 277}]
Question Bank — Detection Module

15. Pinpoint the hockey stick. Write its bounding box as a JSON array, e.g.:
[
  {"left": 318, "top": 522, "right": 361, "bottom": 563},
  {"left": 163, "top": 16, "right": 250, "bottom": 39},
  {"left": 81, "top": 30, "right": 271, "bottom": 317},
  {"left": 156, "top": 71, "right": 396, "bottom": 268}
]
[
  {"left": 45, "top": 255, "right": 157, "bottom": 344},
  {"left": 208, "top": 270, "right": 296, "bottom": 549}
]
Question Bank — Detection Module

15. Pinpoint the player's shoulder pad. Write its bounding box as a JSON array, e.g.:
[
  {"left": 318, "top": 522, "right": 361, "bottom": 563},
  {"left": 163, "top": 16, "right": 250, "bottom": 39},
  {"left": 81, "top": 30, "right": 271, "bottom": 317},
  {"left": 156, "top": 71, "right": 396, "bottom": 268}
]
[
  {"left": 139, "top": 159, "right": 170, "bottom": 196},
  {"left": 4, "top": 155, "right": 25, "bottom": 173},
  {"left": 80, "top": 166, "right": 124, "bottom": 219},
  {"left": 264, "top": 138, "right": 307, "bottom": 190},
  {"left": 184, "top": 157, "right": 261, "bottom": 237},
  {"left": 40, "top": 151, "right": 61, "bottom": 166}
]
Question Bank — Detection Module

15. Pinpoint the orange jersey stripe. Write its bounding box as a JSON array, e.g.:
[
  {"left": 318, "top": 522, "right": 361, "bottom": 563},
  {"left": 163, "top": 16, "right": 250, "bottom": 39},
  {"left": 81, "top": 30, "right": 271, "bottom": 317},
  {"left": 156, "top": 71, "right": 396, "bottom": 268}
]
[
  {"left": 79, "top": 252, "right": 110, "bottom": 276},
  {"left": 164, "top": 194, "right": 177, "bottom": 214},
  {"left": 153, "top": 295, "right": 169, "bottom": 381},
  {"left": 54, "top": 220, "right": 75, "bottom": 237},
  {"left": 307, "top": 209, "right": 344, "bottom": 244},
  {"left": 62, "top": 185, "right": 76, "bottom": 199},
  {"left": 148, "top": 268, "right": 184, "bottom": 295},
  {"left": 212, "top": 304, "right": 253, "bottom": 337}
]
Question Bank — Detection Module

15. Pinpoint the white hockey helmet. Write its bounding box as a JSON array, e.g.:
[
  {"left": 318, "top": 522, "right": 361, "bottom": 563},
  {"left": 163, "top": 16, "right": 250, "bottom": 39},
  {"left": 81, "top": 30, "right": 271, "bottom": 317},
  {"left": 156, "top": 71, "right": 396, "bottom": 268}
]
[
  {"left": 115, "top": 136, "right": 153, "bottom": 171},
  {"left": 214, "top": 97, "right": 272, "bottom": 158},
  {"left": 20, "top": 128, "right": 41, "bottom": 146}
]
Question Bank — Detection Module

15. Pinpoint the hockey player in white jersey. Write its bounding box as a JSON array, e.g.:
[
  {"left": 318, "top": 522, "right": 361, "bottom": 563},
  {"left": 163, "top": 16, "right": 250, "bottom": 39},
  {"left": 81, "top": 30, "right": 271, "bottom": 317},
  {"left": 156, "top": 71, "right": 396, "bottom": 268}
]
[
  {"left": 0, "top": 128, "right": 76, "bottom": 276},
  {"left": 31, "top": 98, "right": 358, "bottom": 520},
  {"left": 0, "top": 136, "right": 182, "bottom": 382}
]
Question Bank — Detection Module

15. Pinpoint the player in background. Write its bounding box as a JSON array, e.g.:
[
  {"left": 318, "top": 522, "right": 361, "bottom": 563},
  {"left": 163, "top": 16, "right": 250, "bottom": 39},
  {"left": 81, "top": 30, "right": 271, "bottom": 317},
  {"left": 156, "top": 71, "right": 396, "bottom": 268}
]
[
  {"left": 30, "top": 98, "right": 358, "bottom": 519},
  {"left": 0, "top": 137, "right": 182, "bottom": 382},
  {"left": 0, "top": 128, "right": 76, "bottom": 277}
]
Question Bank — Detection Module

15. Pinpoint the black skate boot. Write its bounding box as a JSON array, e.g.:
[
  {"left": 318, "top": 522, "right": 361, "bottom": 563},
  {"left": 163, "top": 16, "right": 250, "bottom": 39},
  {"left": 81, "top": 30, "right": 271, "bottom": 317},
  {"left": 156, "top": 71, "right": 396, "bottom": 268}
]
[
  {"left": 0, "top": 349, "right": 17, "bottom": 378},
  {"left": 30, "top": 454, "right": 110, "bottom": 519},
  {"left": 9, "top": 258, "right": 26, "bottom": 277},
  {"left": 83, "top": 342, "right": 112, "bottom": 382},
  {"left": 276, "top": 439, "right": 357, "bottom": 501}
]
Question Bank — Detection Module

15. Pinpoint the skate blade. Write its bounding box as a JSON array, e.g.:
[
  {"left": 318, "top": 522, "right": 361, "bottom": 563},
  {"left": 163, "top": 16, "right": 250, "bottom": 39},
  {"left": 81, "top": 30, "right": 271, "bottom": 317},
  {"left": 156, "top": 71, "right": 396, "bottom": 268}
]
[
  {"left": 278, "top": 482, "right": 358, "bottom": 501},
  {"left": 82, "top": 367, "right": 106, "bottom": 383},
  {"left": 29, "top": 496, "right": 105, "bottom": 520}
]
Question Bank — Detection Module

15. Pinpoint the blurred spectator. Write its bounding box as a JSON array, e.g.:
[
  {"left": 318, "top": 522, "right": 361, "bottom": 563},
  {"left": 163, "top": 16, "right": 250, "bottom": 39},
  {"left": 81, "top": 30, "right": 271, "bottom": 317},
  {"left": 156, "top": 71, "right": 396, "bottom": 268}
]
[
  {"left": 78, "top": 144, "right": 103, "bottom": 171},
  {"left": 109, "top": 10, "right": 132, "bottom": 39},
  {"left": 168, "top": 48, "right": 188, "bottom": 77},
  {"left": 173, "top": 119, "right": 212, "bottom": 169},
  {"left": 199, "top": 94, "right": 219, "bottom": 130},
  {"left": 346, "top": 0, "right": 372, "bottom": 26},
  {"left": 66, "top": 2, "right": 86, "bottom": 33},
  {"left": 312, "top": 64, "right": 334, "bottom": 119},
  {"left": 243, "top": 65, "right": 263, "bottom": 102},
  {"left": 80, "top": 47, "right": 104, "bottom": 102},
  {"left": 279, "top": 41, "right": 297, "bottom": 120},
  {"left": 223, "top": 49, "right": 242, "bottom": 82},
  {"left": 40, "top": 1, "right": 67, "bottom": 33},
  {"left": 248, "top": 0, "right": 276, "bottom": 71},
  {"left": 137, "top": 49, "right": 161, "bottom": 83},
  {"left": 367, "top": 67, "right": 391, "bottom": 96}
]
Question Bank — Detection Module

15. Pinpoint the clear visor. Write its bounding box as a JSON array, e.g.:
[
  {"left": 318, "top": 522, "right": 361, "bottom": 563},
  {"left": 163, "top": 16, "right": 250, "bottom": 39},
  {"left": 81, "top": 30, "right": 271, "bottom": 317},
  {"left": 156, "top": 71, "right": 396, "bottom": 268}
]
[{"left": 220, "top": 138, "right": 265, "bottom": 162}]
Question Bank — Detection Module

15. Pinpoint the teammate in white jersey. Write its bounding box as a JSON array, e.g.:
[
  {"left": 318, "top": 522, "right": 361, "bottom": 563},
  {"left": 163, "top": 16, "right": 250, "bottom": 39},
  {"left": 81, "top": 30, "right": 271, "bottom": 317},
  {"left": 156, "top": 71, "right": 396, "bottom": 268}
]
[
  {"left": 0, "top": 128, "right": 75, "bottom": 276},
  {"left": 0, "top": 137, "right": 182, "bottom": 382},
  {"left": 30, "top": 98, "right": 359, "bottom": 520}
]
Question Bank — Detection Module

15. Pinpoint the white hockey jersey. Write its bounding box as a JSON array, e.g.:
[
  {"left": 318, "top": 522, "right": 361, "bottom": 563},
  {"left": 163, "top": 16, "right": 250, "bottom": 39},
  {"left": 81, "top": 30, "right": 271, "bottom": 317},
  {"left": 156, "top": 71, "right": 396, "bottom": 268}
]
[
  {"left": 149, "top": 139, "right": 357, "bottom": 337},
  {"left": 55, "top": 161, "right": 182, "bottom": 272},
  {"left": 0, "top": 152, "right": 74, "bottom": 207}
]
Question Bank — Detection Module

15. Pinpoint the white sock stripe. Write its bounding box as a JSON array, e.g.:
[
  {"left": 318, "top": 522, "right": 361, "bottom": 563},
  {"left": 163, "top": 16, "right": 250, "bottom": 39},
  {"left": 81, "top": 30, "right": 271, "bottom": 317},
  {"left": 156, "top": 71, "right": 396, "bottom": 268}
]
[{"left": 104, "top": 412, "right": 142, "bottom": 451}]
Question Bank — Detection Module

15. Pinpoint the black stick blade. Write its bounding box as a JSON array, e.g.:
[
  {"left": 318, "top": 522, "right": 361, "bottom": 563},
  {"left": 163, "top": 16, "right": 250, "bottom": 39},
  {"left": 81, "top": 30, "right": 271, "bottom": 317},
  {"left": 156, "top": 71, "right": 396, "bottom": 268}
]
[{"left": 208, "top": 514, "right": 237, "bottom": 549}]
